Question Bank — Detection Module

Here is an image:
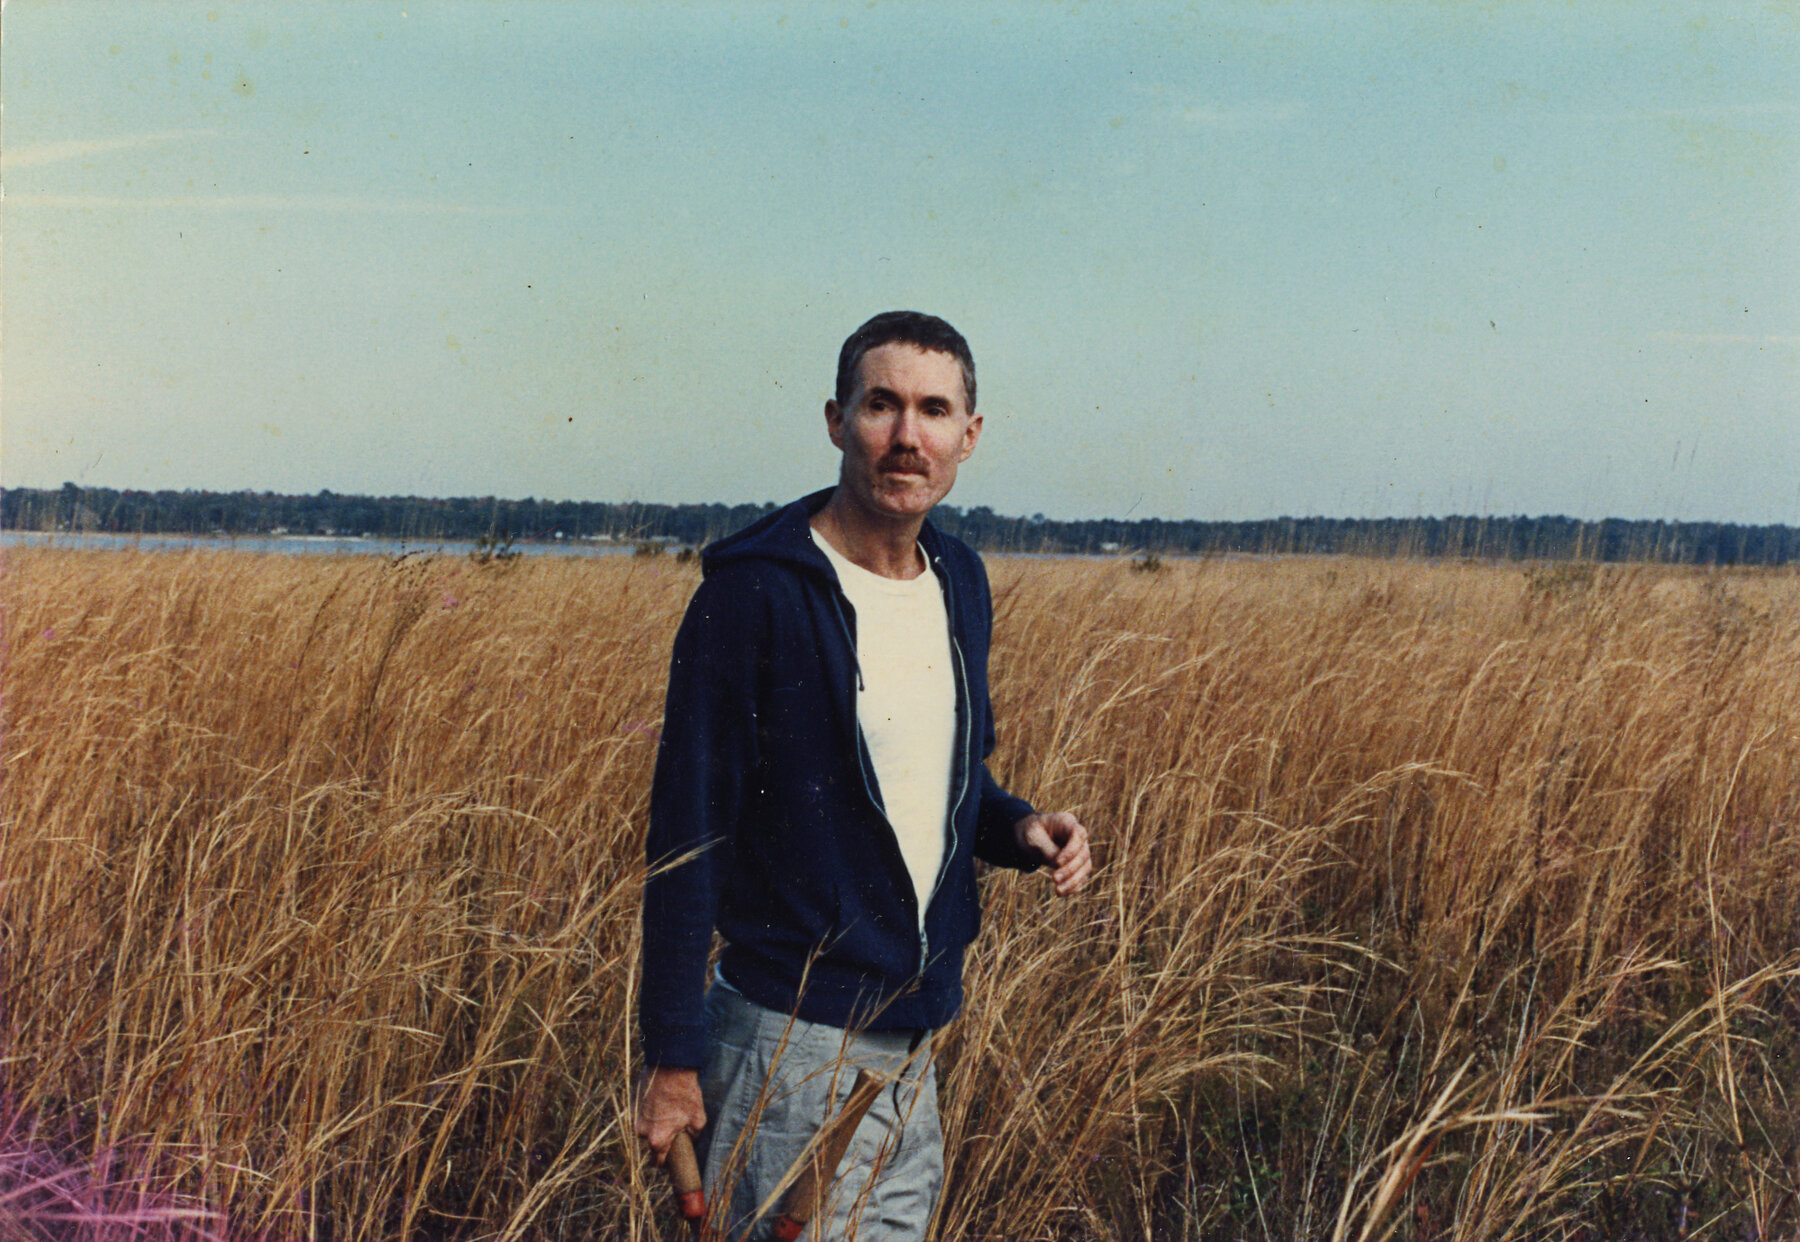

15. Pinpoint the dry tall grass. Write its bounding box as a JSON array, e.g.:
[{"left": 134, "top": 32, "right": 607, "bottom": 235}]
[{"left": 2, "top": 548, "right": 1795, "bottom": 1240}]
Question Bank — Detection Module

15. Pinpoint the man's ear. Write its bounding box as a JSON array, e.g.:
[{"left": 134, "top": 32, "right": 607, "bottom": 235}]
[
  {"left": 958, "top": 411, "right": 984, "bottom": 462},
  {"left": 824, "top": 399, "right": 846, "bottom": 451}
]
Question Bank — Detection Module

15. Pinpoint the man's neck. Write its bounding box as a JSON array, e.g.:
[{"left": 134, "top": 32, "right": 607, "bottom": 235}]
[{"left": 811, "top": 492, "right": 928, "bottom": 580}]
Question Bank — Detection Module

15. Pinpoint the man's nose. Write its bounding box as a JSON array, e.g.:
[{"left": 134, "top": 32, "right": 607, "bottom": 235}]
[{"left": 892, "top": 406, "right": 923, "bottom": 447}]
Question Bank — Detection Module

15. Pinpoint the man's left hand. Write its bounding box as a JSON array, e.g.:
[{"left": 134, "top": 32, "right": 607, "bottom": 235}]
[{"left": 1013, "top": 811, "right": 1093, "bottom": 896}]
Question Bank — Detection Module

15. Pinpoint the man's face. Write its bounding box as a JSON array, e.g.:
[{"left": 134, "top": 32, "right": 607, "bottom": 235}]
[{"left": 825, "top": 342, "right": 983, "bottom": 524}]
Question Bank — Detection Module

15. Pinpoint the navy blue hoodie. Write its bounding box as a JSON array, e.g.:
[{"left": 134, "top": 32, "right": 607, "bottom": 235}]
[{"left": 639, "top": 488, "right": 1040, "bottom": 1068}]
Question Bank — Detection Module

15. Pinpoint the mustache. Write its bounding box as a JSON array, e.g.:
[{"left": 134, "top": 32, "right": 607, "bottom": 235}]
[{"left": 877, "top": 453, "right": 930, "bottom": 474}]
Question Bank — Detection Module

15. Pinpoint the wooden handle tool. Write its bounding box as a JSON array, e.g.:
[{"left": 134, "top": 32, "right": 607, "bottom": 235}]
[
  {"left": 667, "top": 1130, "right": 706, "bottom": 1236},
  {"left": 770, "top": 1069, "right": 887, "bottom": 1242}
]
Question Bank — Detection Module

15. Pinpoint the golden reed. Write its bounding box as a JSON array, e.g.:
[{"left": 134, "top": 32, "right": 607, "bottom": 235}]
[{"left": 3, "top": 548, "right": 1795, "bottom": 1239}]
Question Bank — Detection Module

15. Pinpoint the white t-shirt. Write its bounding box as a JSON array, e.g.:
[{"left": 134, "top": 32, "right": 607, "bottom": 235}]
[{"left": 812, "top": 529, "right": 955, "bottom": 925}]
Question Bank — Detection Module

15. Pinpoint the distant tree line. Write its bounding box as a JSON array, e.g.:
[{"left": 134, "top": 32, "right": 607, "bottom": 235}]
[
  {"left": 4, "top": 484, "right": 782, "bottom": 551},
  {"left": 6, "top": 483, "right": 1797, "bottom": 565}
]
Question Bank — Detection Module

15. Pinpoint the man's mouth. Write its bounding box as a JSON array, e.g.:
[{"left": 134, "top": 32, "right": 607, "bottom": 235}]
[{"left": 879, "top": 459, "right": 929, "bottom": 476}]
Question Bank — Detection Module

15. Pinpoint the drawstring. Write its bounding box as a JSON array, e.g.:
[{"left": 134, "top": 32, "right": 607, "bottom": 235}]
[{"left": 827, "top": 590, "right": 866, "bottom": 692}]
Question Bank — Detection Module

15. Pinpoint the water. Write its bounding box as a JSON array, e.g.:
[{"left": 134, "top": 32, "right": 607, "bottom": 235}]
[
  {"left": 1, "top": 532, "right": 1147, "bottom": 564},
  {"left": 0, "top": 531, "right": 667, "bottom": 559}
]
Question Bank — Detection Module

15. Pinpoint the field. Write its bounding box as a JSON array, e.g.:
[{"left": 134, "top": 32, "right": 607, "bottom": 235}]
[{"left": 2, "top": 548, "right": 1797, "bottom": 1241}]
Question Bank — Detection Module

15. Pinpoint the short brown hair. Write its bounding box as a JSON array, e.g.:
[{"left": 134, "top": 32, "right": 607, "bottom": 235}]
[{"left": 835, "top": 311, "right": 976, "bottom": 411}]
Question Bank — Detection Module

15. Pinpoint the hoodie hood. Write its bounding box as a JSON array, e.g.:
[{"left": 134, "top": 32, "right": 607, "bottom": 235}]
[{"left": 702, "top": 486, "right": 950, "bottom": 580}]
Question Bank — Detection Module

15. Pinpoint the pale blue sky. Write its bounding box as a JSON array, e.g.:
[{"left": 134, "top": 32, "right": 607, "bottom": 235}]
[{"left": 4, "top": 1, "right": 1795, "bottom": 522}]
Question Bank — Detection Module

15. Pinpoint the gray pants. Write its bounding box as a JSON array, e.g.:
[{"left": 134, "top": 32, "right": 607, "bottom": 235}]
[{"left": 696, "top": 985, "right": 943, "bottom": 1241}]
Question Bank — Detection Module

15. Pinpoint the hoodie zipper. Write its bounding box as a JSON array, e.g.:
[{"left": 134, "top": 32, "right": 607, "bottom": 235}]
[
  {"left": 826, "top": 551, "right": 973, "bottom": 977},
  {"left": 828, "top": 590, "right": 923, "bottom": 964},
  {"left": 923, "top": 549, "right": 973, "bottom": 974}
]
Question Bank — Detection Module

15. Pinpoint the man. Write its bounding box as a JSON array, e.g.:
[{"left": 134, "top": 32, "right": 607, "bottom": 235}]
[{"left": 636, "top": 311, "right": 1092, "bottom": 1240}]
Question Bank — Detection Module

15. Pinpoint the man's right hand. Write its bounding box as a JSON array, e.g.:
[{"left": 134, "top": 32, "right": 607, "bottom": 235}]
[{"left": 635, "top": 1065, "right": 707, "bottom": 1165}]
